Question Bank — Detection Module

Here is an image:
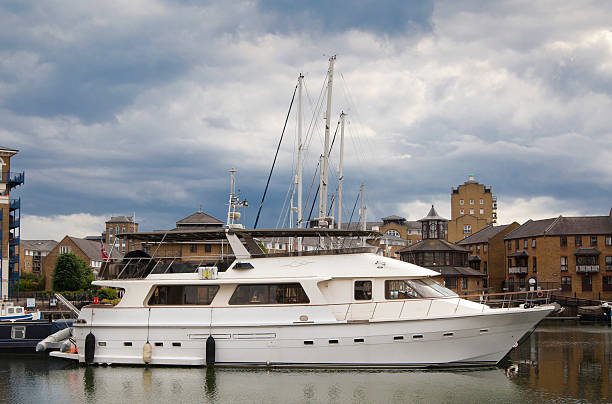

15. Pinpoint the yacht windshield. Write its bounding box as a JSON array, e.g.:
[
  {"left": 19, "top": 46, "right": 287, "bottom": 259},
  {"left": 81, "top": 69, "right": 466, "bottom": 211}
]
[{"left": 385, "top": 278, "right": 458, "bottom": 299}]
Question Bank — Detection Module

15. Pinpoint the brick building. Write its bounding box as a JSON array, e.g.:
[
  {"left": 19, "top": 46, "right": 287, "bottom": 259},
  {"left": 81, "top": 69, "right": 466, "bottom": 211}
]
[
  {"left": 363, "top": 216, "right": 421, "bottom": 258},
  {"left": 456, "top": 222, "right": 520, "bottom": 292},
  {"left": 504, "top": 213, "right": 612, "bottom": 300},
  {"left": 42, "top": 236, "right": 121, "bottom": 290},
  {"left": 0, "top": 145, "right": 23, "bottom": 298},
  {"left": 106, "top": 216, "right": 139, "bottom": 253},
  {"left": 19, "top": 240, "right": 58, "bottom": 274},
  {"left": 448, "top": 175, "right": 497, "bottom": 243},
  {"left": 399, "top": 206, "right": 485, "bottom": 294}
]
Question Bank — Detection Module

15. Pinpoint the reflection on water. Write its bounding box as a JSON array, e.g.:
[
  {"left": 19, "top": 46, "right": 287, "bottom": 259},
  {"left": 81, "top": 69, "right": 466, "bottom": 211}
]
[
  {"left": 0, "top": 323, "right": 610, "bottom": 403},
  {"left": 507, "top": 323, "right": 611, "bottom": 403}
]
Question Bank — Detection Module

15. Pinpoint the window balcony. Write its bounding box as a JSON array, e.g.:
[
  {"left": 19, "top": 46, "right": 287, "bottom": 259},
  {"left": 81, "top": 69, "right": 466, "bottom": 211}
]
[
  {"left": 576, "top": 265, "right": 599, "bottom": 273},
  {"left": 509, "top": 266, "right": 528, "bottom": 274},
  {"left": 9, "top": 198, "right": 20, "bottom": 209}
]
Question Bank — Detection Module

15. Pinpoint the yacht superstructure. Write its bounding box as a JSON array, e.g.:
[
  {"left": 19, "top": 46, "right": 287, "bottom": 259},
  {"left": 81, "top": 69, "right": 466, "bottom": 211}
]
[{"left": 50, "top": 228, "right": 554, "bottom": 368}]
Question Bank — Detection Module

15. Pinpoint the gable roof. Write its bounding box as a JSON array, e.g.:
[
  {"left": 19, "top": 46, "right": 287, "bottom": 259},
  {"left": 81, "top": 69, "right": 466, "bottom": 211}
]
[
  {"left": 176, "top": 211, "right": 224, "bottom": 226},
  {"left": 457, "top": 224, "right": 513, "bottom": 245},
  {"left": 21, "top": 240, "right": 58, "bottom": 253},
  {"left": 398, "top": 239, "right": 468, "bottom": 253},
  {"left": 505, "top": 216, "right": 612, "bottom": 239},
  {"left": 65, "top": 236, "right": 123, "bottom": 261}
]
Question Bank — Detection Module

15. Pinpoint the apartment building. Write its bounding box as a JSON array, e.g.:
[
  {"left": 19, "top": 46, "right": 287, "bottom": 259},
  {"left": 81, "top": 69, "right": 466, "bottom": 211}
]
[
  {"left": 504, "top": 214, "right": 612, "bottom": 300},
  {"left": 456, "top": 222, "right": 520, "bottom": 292},
  {"left": 19, "top": 240, "right": 58, "bottom": 274},
  {"left": 106, "top": 216, "right": 139, "bottom": 253},
  {"left": 448, "top": 175, "right": 497, "bottom": 243}
]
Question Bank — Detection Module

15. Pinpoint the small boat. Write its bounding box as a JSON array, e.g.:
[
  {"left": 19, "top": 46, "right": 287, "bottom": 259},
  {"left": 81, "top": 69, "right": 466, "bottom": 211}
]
[
  {"left": 0, "top": 301, "right": 41, "bottom": 321},
  {"left": 578, "top": 303, "right": 611, "bottom": 322}
]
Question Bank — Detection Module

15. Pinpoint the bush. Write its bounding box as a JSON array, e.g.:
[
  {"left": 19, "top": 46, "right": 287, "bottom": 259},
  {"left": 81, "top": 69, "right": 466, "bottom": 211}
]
[
  {"left": 19, "top": 273, "right": 45, "bottom": 292},
  {"left": 97, "top": 287, "right": 118, "bottom": 300},
  {"left": 52, "top": 253, "right": 93, "bottom": 291}
]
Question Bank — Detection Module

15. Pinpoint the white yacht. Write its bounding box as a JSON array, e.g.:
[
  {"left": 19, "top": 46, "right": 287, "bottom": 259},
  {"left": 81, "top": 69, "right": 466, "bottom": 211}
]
[{"left": 50, "top": 228, "right": 555, "bottom": 368}]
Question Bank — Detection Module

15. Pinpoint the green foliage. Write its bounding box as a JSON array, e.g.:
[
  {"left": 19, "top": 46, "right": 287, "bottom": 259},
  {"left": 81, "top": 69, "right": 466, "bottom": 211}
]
[
  {"left": 19, "top": 273, "right": 46, "bottom": 291},
  {"left": 52, "top": 253, "right": 93, "bottom": 291},
  {"left": 97, "top": 287, "right": 118, "bottom": 300}
]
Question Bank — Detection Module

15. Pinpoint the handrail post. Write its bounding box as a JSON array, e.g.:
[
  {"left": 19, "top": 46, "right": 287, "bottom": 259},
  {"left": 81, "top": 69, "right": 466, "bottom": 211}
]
[{"left": 426, "top": 299, "right": 433, "bottom": 317}]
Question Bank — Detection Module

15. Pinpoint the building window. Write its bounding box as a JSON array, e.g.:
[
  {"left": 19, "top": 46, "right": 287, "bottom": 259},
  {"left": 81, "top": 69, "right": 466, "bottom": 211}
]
[
  {"left": 532, "top": 239, "right": 536, "bottom": 248},
  {"left": 606, "top": 236, "right": 612, "bottom": 246},
  {"left": 149, "top": 285, "right": 219, "bottom": 305},
  {"left": 532, "top": 257, "right": 537, "bottom": 273},
  {"left": 408, "top": 240, "right": 412, "bottom": 245},
  {"left": 385, "top": 230, "right": 400, "bottom": 237},
  {"left": 523, "top": 240, "right": 528, "bottom": 249},
  {"left": 461, "top": 278, "right": 468, "bottom": 289},
  {"left": 519, "top": 277, "right": 526, "bottom": 290},
  {"left": 561, "top": 256, "right": 568, "bottom": 272},
  {"left": 445, "top": 278, "right": 457, "bottom": 289},
  {"left": 354, "top": 281, "right": 372, "bottom": 300},
  {"left": 606, "top": 256, "right": 612, "bottom": 270},
  {"left": 459, "top": 199, "right": 464, "bottom": 205},
  {"left": 515, "top": 240, "right": 519, "bottom": 249},
  {"left": 190, "top": 244, "right": 197, "bottom": 253},
  {"left": 479, "top": 199, "right": 484, "bottom": 205},
  {"left": 483, "top": 262, "right": 488, "bottom": 273},
  {"left": 483, "top": 244, "right": 487, "bottom": 253},
  {"left": 603, "top": 276, "right": 612, "bottom": 291},
  {"left": 469, "top": 209, "right": 474, "bottom": 215},
  {"left": 59, "top": 246, "right": 71, "bottom": 254},
  {"left": 508, "top": 241, "right": 511, "bottom": 251},
  {"left": 463, "top": 225, "right": 471, "bottom": 234},
  {"left": 575, "top": 236, "right": 582, "bottom": 247},
  {"left": 460, "top": 209, "right": 464, "bottom": 215},
  {"left": 590, "top": 236, "right": 597, "bottom": 246},
  {"left": 508, "top": 258, "right": 512, "bottom": 268},
  {"left": 115, "top": 225, "right": 119, "bottom": 234},
  {"left": 479, "top": 209, "right": 484, "bottom": 215},
  {"left": 582, "top": 275, "right": 592, "bottom": 292},
  {"left": 561, "top": 276, "right": 572, "bottom": 292},
  {"left": 476, "top": 245, "right": 480, "bottom": 252},
  {"left": 229, "top": 283, "right": 309, "bottom": 305},
  {"left": 469, "top": 199, "right": 474, "bottom": 205},
  {"left": 560, "top": 236, "right": 567, "bottom": 247},
  {"left": 205, "top": 244, "right": 212, "bottom": 253}
]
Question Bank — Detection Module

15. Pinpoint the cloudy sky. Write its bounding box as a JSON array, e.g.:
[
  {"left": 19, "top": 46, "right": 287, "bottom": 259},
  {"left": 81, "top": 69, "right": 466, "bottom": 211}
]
[{"left": 1, "top": 0, "right": 611, "bottom": 240}]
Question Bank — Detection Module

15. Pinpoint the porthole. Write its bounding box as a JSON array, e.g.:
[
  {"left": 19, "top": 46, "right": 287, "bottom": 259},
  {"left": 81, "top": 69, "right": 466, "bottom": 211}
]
[
  {"left": 354, "top": 338, "right": 364, "bottom": 343},
  {"left": 393, "top": 336, "right": 404, "bottom": 341},
  {"left": 172, "top": 342, "right": 181, "bottom": 347},
  {"left": 154, "top": 342, "right": 163, "bottom": 347},
  {"left": 328, "top": 339, "right": 339, "bottom": 344}
]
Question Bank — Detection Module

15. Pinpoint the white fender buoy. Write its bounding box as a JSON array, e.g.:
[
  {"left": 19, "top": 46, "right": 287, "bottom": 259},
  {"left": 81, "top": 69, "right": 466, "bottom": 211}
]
[{"left": 143, "top": 342, "right": 152, "bottom": 364}]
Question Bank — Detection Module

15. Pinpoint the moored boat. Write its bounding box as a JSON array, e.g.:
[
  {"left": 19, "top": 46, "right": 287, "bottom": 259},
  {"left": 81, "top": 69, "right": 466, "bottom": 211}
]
[{"left": 50, "top": 228, "right": 555, "bottom": 368}]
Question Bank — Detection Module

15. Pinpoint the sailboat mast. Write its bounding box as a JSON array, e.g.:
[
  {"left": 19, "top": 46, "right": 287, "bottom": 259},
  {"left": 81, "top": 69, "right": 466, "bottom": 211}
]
[
  {"left": 360, "top": 184, "right": 366, "bottom": 246},
  {"left": 296, "top": 73, "right": 304, "bottom": 250},
  {"left": 319, "top": 55, "right": 336, "bottom": 223},
  {"left": 227, "top": 168, "right": 237, "bottom": 226},
  {"left": 337, "top": 111, "right": 345, "bottom": 229}
]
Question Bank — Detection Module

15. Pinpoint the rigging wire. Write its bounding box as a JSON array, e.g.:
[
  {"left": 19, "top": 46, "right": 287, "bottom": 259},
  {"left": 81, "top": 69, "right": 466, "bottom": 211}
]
[
  {"left": 341, "top": 192, "right": 361, "bottom": 247},
  {"left": 253, "top": 83, "right": 298, "bottom": 229}
]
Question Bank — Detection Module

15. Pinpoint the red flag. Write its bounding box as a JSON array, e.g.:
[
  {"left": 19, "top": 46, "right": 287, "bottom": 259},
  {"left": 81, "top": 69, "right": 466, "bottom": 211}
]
[{"left": 100, "top": 242, "right": 109, "bottom": 259}]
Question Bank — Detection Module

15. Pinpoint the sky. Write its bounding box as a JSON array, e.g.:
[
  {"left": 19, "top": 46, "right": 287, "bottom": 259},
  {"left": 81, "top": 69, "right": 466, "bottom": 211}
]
[{"left": 1, "top": 0, "right": 611, "bottom": 241}]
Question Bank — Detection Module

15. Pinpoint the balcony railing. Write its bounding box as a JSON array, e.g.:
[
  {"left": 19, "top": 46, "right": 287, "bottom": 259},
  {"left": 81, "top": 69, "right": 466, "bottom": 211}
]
[
  {"left": 576, "top": 265, "right": 599, "bottom": 273},
  {"left": 0, "top": 171, "right": 24, "bottom": 185},
  {"left": 508, "top": 266, "right": 528, "bottom": 274},
  {"left": 9, "top": 198, "right": 20, "bottom": 209}
]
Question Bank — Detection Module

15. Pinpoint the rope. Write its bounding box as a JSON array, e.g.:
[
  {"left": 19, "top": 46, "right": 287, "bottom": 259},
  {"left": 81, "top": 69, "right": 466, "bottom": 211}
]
[{"left": 253, "top": 83, "right": 298, "bottom": 229}]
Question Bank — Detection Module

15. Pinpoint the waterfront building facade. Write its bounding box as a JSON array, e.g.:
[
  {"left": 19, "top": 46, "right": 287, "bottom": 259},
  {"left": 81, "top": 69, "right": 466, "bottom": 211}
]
[
  {"left": 456, "top": 223, "right": 520, "bottom": 292},
  {"left": 504, "top": 213, "right": 612, "bottom": 300},
  {"left": 448, "top": 175, "right": 497, "bottom": 243},
  {"left": 0, "top": 146, "right": 23, "bottom": 298},
  {"left": 19, "top": 240, "right": 58, "bottom": 274},
  {"left": 399, "top": 206, "right": 485, "bottom": 294},
  {"left": 367, "top": 216, "right": 422, "bottom": 258}
]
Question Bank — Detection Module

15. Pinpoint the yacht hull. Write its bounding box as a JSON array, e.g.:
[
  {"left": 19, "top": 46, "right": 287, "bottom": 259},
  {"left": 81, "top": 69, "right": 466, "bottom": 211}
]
[{"left": 59, "top": 305, "right": 552, "bottom": 368}]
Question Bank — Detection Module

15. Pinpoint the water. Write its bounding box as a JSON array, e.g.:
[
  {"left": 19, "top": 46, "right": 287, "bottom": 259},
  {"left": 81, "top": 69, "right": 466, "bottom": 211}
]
[{"left": 0, "top": 323, "right": 610, "bottom": 404}]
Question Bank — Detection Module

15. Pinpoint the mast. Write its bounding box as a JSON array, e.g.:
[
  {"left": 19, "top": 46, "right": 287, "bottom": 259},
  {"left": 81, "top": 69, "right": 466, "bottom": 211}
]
[
  {"left": 296, "top": 73, "right": 304, "bottom": 251},
  {"left": 319, "top": 55, "right": 336, "bottom": 222},
  {"left": 360, "top": 184, "right": 366, "bottom": 246},
  {"left": 226, "top": 168, "right": 237, "bottom": 227},
  {"left": 337, "top": 111, "right": 345, "bottom": 229}
]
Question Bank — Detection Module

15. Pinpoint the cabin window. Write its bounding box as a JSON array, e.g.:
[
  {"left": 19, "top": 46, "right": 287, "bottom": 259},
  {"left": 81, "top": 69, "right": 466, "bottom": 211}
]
[
  {"left": 229, "top": 283, "right": 309, "bottom": 305},
  {"left": 385, "top": 280, "right": 420, "bottom": 299},
  {"left": 8, "top": 307, "right": 14, "bottom": 314},
  {"left": 11, "top": 326, "right": 26, "bottom": 339},
  {"left": 148, "top": 285, "right": 219, "bottom": 305},
  {"left": 354, "top": 281, "right": 372, "bottom": 300}
]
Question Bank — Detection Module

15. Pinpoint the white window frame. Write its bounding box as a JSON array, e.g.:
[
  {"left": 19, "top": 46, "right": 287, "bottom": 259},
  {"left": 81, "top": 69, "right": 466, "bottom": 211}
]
[
  {"left": 469, "top": 199, "right": 474, "bottom": 205},
  {"left": 459, "top": 199, "right": 464, "bottom": 205}
]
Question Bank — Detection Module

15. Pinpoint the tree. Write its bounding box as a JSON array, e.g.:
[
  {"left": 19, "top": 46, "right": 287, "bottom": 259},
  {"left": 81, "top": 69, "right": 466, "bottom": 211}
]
[{"left": 52, "top": 252, "right": 93, "bottom": 291}]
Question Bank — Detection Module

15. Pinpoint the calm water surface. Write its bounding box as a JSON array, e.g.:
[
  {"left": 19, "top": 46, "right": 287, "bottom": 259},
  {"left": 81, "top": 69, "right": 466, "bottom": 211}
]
[{"left": 0, "top": 323, "right": 610, "bottom": 403}]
